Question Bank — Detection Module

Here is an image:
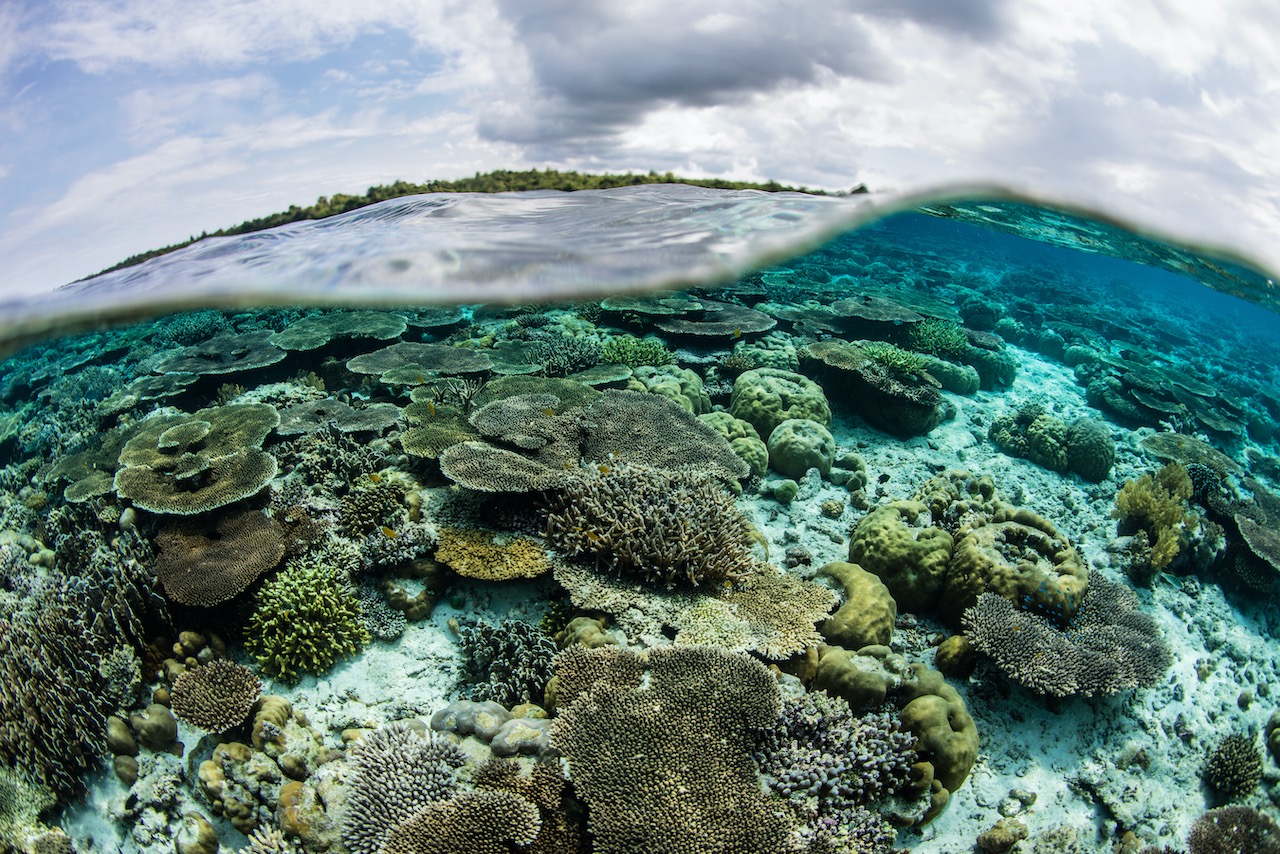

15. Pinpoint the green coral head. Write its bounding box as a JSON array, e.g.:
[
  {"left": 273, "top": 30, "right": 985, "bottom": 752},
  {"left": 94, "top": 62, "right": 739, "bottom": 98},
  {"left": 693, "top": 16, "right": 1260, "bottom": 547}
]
[{"left": 859, "top": 341, "right": 928, "bottom": 376}]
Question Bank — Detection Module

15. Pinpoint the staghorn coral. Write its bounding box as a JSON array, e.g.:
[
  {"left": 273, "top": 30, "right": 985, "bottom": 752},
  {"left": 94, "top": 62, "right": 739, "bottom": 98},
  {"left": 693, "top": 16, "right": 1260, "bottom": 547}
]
[
  {"left": 545, "top": 463, "right": 754, "bottom": 588},
  {"left": 339, "top": 721, "right": 467, "bottom": 854},
  {"left": 455, "top": 619, "right": 558, "bottom": 708},
  {"left": 961, "top": 571, "right": 1172, "bottom": 697},
  {"left": 155, "top": 509, "right": 286, "bottom": 606},
  {"left": 244, "top": 560, "right": 369, "bottom": 683},
  {"left": 0, "top": 591, "right": 109, "bottom": 795},
  {"left": 550, "top": 644, "right": 792, "bottom": 853},
  {"left": 529, "top": 336, "right": 602, "bottom": 377},
  {"left": 170, "top": 659, "right": 262, "bottom": 733},
  {"left": 908, "top": 318, "right": 970, "bottom": 360},
  {"left": 1204, "top": 733, "right": 1263, "bottom": 800}
]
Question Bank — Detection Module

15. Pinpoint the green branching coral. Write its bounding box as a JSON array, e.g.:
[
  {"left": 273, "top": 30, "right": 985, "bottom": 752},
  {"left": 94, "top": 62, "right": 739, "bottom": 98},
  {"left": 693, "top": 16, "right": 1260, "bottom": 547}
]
[
  {"left": 859, "top": 341, "right": 928, "bottom": 376},
  {"left": 599, "top": 335, "right": 675, "bottom": 369},
  {"left": 245, "top": 561, "right": 370, "bottom": 683},
  {"left": 908, "top": 318, "right": 969, "bottom": 360},
  {"left": 1113, "top": 462, "right": 1199, "bottom": 571}
]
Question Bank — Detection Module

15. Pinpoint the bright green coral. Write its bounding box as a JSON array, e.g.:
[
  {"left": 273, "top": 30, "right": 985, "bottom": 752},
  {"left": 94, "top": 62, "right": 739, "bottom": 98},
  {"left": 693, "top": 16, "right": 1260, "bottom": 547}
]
[
  {"left": 908, "top": 318, "right": 969, "bottom": 360},
  {"left": 599, "top": 335, "right": 675, "bottom": 369},
  {"left": 245, "top": 561, "right": 370, "bottom": 683}
]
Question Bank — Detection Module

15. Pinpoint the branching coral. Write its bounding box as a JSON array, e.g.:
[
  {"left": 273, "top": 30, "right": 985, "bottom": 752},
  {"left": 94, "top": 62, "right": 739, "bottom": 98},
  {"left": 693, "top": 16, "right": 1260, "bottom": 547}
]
[
  {"left": 962, "top": 571, "right": 1171, "bottom": 697},
  {"left": 244, "top": 560, "right": 369, "bottom": 683},
  {"left": 1113, "top": 462, "right": 1199, "bottom": 570},
  {"left": 549, "top": 644, "right": 792, "bottom": 853},
  {"left": 455, "top": 619, "right": 557, "bottom": 708},
  {"left": 545, "top": 463, "right": 754, "bottom": 588},
  {"left": 170, "top": 659, "right": 262, "bottom": 733},
  {"left": 340, "top": 721, "right": 467, "bottom": 854}
]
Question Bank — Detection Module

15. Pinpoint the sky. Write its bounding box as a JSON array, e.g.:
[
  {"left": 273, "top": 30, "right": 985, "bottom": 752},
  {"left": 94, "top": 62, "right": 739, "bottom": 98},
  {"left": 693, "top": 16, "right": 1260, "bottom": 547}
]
[{"left": 1, "top": 0, "right": 1278, "bottom": 296}]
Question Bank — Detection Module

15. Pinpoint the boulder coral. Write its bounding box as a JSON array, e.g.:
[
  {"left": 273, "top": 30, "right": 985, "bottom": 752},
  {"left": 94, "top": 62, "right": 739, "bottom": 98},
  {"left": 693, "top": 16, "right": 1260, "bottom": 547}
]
[
  {"left": 847, "top": 501, "right": 954, "bottom": 613},
  {"left": 730, "top": 367, "right": 832, "bottom": 438},
  {"left": 767, "top": 418, "right": 836, "bottom": 478}
]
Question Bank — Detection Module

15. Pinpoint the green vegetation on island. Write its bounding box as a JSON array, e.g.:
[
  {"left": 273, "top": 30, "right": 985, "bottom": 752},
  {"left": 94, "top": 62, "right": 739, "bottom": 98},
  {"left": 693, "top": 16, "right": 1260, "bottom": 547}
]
[{"left": 98, "top": 169, "right": 854, "bottom": 276}]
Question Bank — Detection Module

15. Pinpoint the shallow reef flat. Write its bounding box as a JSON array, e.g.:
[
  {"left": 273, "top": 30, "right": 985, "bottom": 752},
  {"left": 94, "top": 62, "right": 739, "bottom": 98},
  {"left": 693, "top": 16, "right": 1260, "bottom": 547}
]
[{"left": 1, "top": 209, "right": 1279, "bottom": 854}]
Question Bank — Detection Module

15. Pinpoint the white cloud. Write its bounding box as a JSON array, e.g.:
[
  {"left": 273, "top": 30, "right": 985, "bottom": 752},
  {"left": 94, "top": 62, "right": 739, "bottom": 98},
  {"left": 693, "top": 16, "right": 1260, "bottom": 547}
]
[{"left": 3, "top": 0, "right": 1280, "bottom": 295}]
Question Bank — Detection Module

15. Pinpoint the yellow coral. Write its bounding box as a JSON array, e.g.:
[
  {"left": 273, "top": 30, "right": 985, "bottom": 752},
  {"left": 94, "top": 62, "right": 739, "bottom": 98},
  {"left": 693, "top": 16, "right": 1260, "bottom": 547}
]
[
  {"left": 435, "top": 528, "right": 550, "bottom": 580},
  {"left": 1113, "top": 462, "right": 1198, "bottom": 569}
]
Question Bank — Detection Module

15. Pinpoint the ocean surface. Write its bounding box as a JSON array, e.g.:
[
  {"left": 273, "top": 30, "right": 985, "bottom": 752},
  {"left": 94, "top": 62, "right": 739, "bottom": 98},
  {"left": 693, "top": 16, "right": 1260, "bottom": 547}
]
[{"left": 1, "top": 185, "right": 1278, "bottom": 854}]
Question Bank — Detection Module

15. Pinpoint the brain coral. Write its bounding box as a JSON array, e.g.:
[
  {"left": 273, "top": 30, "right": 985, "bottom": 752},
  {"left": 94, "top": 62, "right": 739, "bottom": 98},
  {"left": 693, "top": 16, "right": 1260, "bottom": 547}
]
[{"left": 114, "top": 403, "right": 279, "bottom": 515}]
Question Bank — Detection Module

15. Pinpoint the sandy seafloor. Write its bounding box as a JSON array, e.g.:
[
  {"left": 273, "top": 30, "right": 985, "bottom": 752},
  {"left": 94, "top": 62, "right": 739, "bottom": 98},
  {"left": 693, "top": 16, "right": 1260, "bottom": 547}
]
[{"left": 54, "top": 343, "right": 1280, "bottom": 854}]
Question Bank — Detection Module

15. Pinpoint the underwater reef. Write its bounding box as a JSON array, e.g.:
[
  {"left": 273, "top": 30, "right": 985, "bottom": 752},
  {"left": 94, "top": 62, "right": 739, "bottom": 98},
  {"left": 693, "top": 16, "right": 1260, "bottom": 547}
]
[{"left": 0, "top": 209, "right": 1279, "bottom": 854}]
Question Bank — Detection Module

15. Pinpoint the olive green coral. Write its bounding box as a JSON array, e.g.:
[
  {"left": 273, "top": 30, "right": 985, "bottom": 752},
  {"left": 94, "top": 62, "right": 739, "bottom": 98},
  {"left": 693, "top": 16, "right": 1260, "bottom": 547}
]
[
  {"left": 113, "top": 403, "right": 279, "bottom": 515},
  {"left": 245, "top": 561, "right": 370, "bottom": 683},
  {"left": 1113, "top": 462, "right": 1199, "bottom": 571},
  {"left": 847, "top": 501, "right": 954, "bottom": 613},
  {"left": 729, "top": 367, "right": 831, "bottom": 438}
]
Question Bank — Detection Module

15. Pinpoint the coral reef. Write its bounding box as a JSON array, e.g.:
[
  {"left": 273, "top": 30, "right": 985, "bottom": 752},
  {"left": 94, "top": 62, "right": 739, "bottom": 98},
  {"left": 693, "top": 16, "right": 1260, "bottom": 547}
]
[
  {"left": 545, "top": 463, "right": 755, "bottom": 588},
  {"left": 1203, "top": 733, "right": 1264, "bottom": 800},
  {"left": 454, "top": 619, "right": 558, "bottom": 708},
  {"left": 962, "top": 571, "right": 1172, "bottom": 697}
]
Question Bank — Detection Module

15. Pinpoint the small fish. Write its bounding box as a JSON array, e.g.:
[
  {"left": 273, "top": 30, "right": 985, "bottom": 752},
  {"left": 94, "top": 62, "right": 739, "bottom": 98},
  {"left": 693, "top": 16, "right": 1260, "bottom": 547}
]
[
  {"left": 381, "top": 526, "right": 397, "bottom": 538},
  {"left": 583, "top": 530, "right": 602, "bottom": 543},
  {"left": 368, "top": 473, "right": 382, "bottom": 483},
  {"left": 427, "top": 401, "right": 437, "bottom": 416},
  {"left": 732, "top": 327, "right": 742, "bottom": 339},
  {"left": 596, "top": 464, "right": 611, "bottom": 474},
  {"left": 542, "top": 407, "right": 556, "bottom": 416},
  {"left": 415, "top": 375, "right": 426, "bottom": 384}
]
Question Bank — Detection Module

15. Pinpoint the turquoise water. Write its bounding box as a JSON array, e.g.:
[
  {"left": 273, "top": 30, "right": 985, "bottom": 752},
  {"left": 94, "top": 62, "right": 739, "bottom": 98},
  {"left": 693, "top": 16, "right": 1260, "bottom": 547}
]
[{"left": 0, "top": 188, "right": 1278, "bottom": 853}]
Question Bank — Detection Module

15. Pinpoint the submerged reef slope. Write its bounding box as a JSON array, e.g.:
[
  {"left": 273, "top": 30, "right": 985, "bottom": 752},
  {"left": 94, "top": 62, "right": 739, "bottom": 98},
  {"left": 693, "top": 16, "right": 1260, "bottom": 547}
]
[{"left": 0, "top": 200, "right": 1278, "bottom": 854}]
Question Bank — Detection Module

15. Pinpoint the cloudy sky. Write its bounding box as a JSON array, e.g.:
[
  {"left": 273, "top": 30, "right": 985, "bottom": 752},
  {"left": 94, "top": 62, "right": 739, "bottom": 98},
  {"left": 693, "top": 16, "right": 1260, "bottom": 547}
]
[{"left": 1, "top": 0, "right": 1278, "bottom": 296}]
